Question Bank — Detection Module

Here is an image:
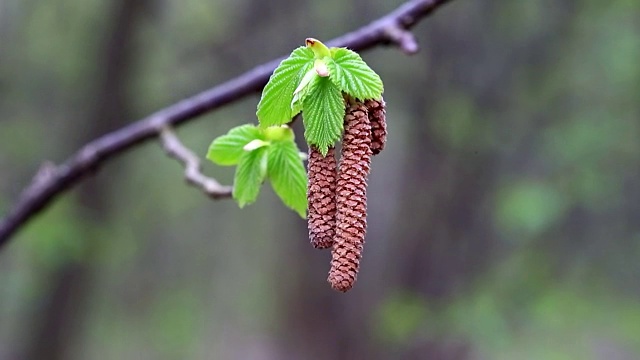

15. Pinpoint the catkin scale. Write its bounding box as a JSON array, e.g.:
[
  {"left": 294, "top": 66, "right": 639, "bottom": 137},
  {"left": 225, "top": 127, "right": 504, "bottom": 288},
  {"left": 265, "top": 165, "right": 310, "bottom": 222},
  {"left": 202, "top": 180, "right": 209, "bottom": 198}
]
[
  {"left": 307, "top": 146, "right": 338, "bottom": 249},
  {"left": 328, "top": 102, "right": 372, "bottom": 292},
  {"left": 365, "top": 98, "right": 387, "bottom": 155}
]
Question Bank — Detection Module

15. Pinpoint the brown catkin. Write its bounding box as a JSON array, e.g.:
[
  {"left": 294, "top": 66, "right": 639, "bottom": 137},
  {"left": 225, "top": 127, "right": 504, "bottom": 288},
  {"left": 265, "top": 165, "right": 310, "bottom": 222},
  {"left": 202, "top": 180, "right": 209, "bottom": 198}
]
[
  {"left": 365, "top": 98, "right": 387, "bottom": 156},
  {"left": 307, "top": 146, "right": 338, "bottom": 249},
  {"left": 328, "top": 102, "right": 372, "bottom": 292}
]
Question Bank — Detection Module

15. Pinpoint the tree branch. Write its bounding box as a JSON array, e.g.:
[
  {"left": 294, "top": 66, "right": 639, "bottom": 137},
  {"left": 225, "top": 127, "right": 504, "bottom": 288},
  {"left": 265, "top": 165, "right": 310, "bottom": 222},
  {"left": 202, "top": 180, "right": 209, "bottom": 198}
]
[
  {"left": 159, "top": 126, "right": 233, "bottom": 199},
  {"left": 0, "top": 0, "right": 453, "bottom": 247}
]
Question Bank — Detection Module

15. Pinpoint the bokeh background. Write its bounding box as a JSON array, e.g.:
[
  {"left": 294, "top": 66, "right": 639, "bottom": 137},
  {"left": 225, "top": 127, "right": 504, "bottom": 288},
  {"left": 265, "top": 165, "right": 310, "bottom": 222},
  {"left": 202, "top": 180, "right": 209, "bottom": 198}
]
[{"left": 2, "top": 0, "right": 640, "bottom": 359}]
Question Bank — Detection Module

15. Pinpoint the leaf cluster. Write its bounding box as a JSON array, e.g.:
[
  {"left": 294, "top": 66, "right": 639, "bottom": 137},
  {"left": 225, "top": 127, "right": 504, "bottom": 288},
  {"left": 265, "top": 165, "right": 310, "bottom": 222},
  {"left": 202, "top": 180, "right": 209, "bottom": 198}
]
[
  {"left": 207, "top": 124, "right": 307, "bottom": 218},
  {"left": 206, "top": 38, "right": 383, "bottom": 216},
  {"left": 256, "top": 39, "right": 383, "bottom": 155}
]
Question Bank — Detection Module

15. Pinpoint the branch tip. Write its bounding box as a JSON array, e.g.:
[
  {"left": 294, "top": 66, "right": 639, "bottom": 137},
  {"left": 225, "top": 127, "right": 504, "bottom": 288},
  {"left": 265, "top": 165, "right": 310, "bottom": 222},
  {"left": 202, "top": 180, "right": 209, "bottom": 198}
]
[
  {"left": 159, "top": 126, "right": 233, "bottom": 200},
  {"left": 384, "top": 25, "right": 419, "bottom": 54}
]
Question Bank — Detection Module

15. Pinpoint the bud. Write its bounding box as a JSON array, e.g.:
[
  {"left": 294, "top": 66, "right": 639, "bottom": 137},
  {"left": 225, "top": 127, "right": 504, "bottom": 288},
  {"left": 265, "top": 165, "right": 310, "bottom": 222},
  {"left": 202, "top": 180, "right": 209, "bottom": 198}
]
[
  {"left": 305, "top": 38, "right": 331, "bottom": 58},
  {"left": 307, "top": 146, "right": 337, "bottom": 249},
  {"left": 314, "top": 59, "right": 330, "bottom": 77},
  {"left": 328, "top": 102, "right": 372, "bottom": 292}
]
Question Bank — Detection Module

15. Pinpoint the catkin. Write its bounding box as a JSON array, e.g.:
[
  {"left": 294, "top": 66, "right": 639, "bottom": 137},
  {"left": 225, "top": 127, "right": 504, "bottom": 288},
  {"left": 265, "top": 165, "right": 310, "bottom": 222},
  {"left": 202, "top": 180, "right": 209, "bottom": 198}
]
[
  {"left": 328, "top": 102, "right": 372, "bottom": 292},
  {"left": 365, "top": 98, "right": 387, "bottom": 156},
  {"left": 307, "top": 146, "right": 338, "bottom": 249}
]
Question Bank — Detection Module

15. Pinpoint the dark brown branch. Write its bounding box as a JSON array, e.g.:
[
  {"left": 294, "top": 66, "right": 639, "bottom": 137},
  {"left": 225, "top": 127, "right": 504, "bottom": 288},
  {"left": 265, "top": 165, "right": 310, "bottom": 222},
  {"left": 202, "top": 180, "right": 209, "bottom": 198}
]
[
  {"left": 0, "top": 0, "right": 453, "bottom": 247},
  {"left": 159, "top": 127, "right": 233, "bottom": 199}
]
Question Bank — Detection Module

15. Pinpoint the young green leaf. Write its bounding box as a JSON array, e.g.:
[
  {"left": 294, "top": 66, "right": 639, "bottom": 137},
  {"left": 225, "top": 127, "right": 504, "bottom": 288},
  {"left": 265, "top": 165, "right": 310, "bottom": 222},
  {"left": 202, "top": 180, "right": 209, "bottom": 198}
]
[
  {"left": 327, "top": 48, "right": 383, "bottom": 100},
  {"left": 243, "top": 139, "right": 270, "bottom": 151},
  {"left": 257, "top": 47, "right": 314, "bottom": 127},
  {"left": 291, "top": 69, "right": 320, "bottom": 117},
  {"left": 291, "top": 68, "right": 318, "bottom": 114},
  {"left": 268, "top": 140, "right": 308, "bottom": 218},
  {"left": 263, "top": 125, "right": 295, "bottom": 142},
  {"left": 302, "top": 77, "right": 345, "bottom": 156},
  {"left": 233, "top": 147, "right": 268, "bottom": 207},
  {"left": 207, "top": 124, "right": 262, "bottom": 166}
]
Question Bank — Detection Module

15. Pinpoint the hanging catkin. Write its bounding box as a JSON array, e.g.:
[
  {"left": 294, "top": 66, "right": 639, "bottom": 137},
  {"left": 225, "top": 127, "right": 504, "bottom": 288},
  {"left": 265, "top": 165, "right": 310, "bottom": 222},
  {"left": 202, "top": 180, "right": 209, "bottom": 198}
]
[
  {"left": 307, "top": 146, "right": 338, "bottom": 249},
  {"left": 365, "top": 98, "right": 387, "bottom": 156},
  {"left": 328, "top": 102, "right": 372, "bottom": 292}
]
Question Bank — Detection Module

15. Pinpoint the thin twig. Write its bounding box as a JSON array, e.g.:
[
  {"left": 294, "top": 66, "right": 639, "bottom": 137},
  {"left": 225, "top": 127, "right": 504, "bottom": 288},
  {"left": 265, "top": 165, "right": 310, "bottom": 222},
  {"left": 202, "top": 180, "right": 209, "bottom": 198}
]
[
  {"left": 159, "top": 127, "right": 233, "bottom": 199},
  {"left": 0, "top": 0, "right": 454, "bottom": 247},
  {"left": 384, "top": 26, "right": 419, "bottom": 54}
]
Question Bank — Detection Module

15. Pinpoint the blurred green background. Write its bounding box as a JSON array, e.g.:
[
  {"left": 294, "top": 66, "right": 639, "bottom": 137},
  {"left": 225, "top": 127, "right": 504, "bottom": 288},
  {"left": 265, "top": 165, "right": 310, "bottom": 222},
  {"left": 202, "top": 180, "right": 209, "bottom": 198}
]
[{"left": 2, "top": 0, "right": 640, "bottom": 359}]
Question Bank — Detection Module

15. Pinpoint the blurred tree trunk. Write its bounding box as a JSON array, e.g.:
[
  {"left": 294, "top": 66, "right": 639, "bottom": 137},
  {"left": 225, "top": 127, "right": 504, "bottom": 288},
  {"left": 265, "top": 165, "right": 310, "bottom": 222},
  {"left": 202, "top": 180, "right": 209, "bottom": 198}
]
[
  {"left": 24, "top": 0, "right": 150, "bottom": 359},
  {"left": 389, "top": 12, "right": 500, "bottom": 359}
]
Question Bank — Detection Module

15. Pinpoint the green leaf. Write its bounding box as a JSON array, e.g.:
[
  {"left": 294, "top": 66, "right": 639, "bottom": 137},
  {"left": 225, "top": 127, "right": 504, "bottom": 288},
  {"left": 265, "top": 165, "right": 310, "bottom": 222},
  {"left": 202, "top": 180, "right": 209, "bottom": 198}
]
[
  {"left": 291, "top": 68, "right": 318, "bottom": 114},
  {"left": 207, "top": 124, "right": 262, "bottom": 166},
  {"left": 327, "top": 48, "right": 383, "bottom": 100},
  {"left": 263, "top": 125, "right": 294, "bottom": 142},
  {"left": 267, "top": 140, "right": 308, "bottom": 218},
  {"left": 233, "top": 147, "right": 268, "bottom": 207},
  {"left": 302, "top": 77, "right": 345, "bottom": 155},
  {"left": 257, "top": 47, "right": 314, "bottom": 127},
  {"left": 243, "top": 139, "right": 270, "bottom": 151}
]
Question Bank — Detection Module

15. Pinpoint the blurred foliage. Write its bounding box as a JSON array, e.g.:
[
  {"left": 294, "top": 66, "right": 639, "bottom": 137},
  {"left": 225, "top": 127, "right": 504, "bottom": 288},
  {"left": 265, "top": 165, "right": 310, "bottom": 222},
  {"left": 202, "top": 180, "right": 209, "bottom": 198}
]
[
  {"left": 374, "top": 253, "right": 640, "bottom": 359},
  {"left": 374, "top": 291, "right": 430, "bottom": 346},
  {"left": 1, "top": 0, "right": 640, "bottom": 359},
  {"left": 21, "top": 198, "right": 87, "bottom": 269},
  {"left": 495, "top": 180, "right": 568, "bottom": 240}
]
